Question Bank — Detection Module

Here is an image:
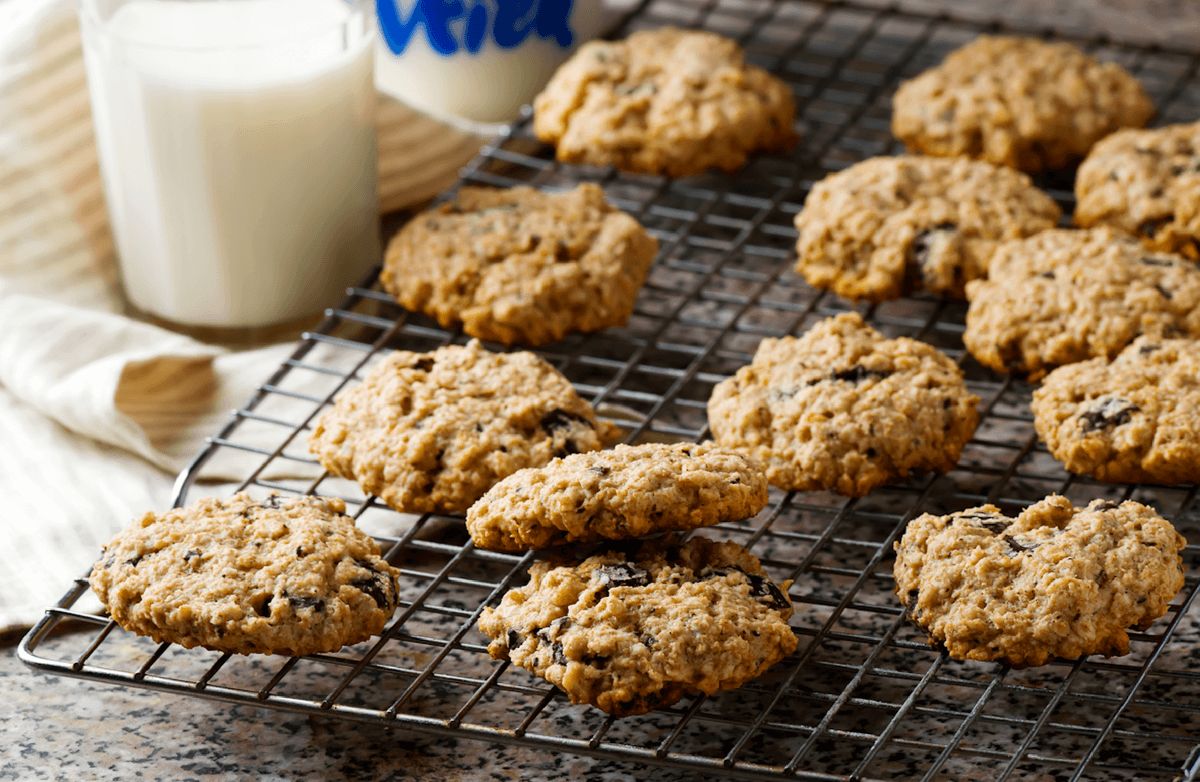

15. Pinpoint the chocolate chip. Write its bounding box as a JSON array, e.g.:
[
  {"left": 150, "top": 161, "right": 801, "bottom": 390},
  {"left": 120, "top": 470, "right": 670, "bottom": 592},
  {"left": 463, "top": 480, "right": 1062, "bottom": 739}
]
[
  {"left": 1138, "top": 219, "right": 1171, "bottom": 239},
  {"left": 412, "top": 357, "right": 435, "bottom": 372},
  {"left": 1038, "top": 271, "right": 1055, "bottom": 280},
  {"left": 904, "top": 589, "right": 919, "bottom": 618},
  {"left": 506, "top": 629, "right": 523, "bottom": 651},
  {"left": 747, "top": 574, "right": 790, "bottom": 610},
  {"left": 254, "top": 596, "right": 273, "bottom": 617},
  {"left": 295, "top": 547, "right": 305, "bottom": 558},
  {"left": 582, "top": 653, "right": 610, "bottom": 668},
  {"left": 1093, "top": 500, "right": 1121, "bottom": 511},
  {"left": 183, "top": 550, "right": 201, "bottom": 563},
  {"left": 350, "top": 574, "right": 394, "bottom": 609},
  {"left": 540, "top": 408, "right": 589, "bottom": 436},
  {"left": 551, "top": 642, "right": 567, "bottom": 666},
  {"left": 588, "top": 465, "right": 611, "bottom": 476},
  {"left": 1140, "top": 255, "right": 1177, "bottom": 267},
  {"left": 642, "top": 634, "right": 656, "bottom": 648},
  {"left": 288, "top": 596, "right": 325, "bottom": 612},
  {"left": 125, "top": 555, "right": 142, "bottom": 567},
  {"left": 830, "top": 366, "right": 891, "bottom": 384},
  {"left": 554, "top": 240, "right": 571, "bottom": 262},
  {"left": 1003, "top": 535, "right": 1035, "bottom": 554},
  {"left": 536, "top": 617, "right": 572, "bottom": 644},
  {"left": 1080, "top": 397, "right": 1139, "bottom": 433},
  {"left": 594, "top": 564, "right": 651, "bottom": 597},
  {"left": 908, "top": 223, "right": 958, "bottom": 278},
  {"left": 1139, "top": 343, "right": 1161, "bottom": 355}
]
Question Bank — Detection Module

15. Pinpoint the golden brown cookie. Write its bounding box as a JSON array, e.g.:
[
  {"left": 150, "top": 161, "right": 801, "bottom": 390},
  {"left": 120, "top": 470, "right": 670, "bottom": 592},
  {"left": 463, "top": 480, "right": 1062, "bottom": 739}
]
[
  {"left": 89, "top": 494, "right": 399, "bottom": 656},
  {"left": 309, "top": 340, "right": 619, "bottom": 514},
  {"left": 894, "top": 496, "right": 1186, "bottom": 666},
  {"left": 794, "top": 156, "right": 1060, "bottom": 300},
  {"left": 964, "top": 228, "right": 1200, "bottom": 379},
  {"left": 707, "top": 313, "right": 979, "bottom": 496},
  {"left": 1075, "top": 121, "right": 1200, "bottom": 260},
  {"left": 466, "top": 442, "right": 768, "bottom": 552},
  {"left": 381, "top": 184, "right": 657, "bottom": 347},
  {"left": 478, "top": 536, "right": 796, "bottom": 716},
  {"left": 892, "top": 36, "right": 1153, "bottom": 172},
  {"left": 533, "top": 27, "right": 796, "bottom": 176},
  {"left": 1032, "top": 337, "right": 1200, "bottom": 484}
]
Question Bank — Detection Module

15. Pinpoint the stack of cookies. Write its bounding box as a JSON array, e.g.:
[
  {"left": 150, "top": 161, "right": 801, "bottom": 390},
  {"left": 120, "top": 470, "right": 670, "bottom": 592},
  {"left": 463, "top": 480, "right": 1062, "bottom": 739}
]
[{"left": 89, "top": 26, "right": 1191, "bottom": 720}]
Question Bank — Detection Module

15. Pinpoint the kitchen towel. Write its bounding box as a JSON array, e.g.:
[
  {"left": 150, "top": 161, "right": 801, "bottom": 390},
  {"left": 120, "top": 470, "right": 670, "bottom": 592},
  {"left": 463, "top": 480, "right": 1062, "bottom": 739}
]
[{"left": 0, "top": 0, "right": 487, "bottom": 633}]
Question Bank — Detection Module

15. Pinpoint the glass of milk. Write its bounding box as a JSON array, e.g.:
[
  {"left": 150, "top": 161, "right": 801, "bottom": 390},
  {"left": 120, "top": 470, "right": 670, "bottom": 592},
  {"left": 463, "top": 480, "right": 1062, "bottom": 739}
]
[{"left": 80, "top": 0, "right": 379, "bottom": 340}]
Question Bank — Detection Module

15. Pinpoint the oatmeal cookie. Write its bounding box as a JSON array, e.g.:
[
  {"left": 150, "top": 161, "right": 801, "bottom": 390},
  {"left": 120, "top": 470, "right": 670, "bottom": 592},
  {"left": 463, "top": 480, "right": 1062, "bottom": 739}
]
[
  {"left": 89, "top": 493, "right": 399, "bottom": 656},
  {"left": 794, "top": 156, "right": 1060, "bottom": 300},
  {"left": 964, "top": 228, "right": 1200, "bottom": 379},
  {"left": 478, "top": 536, "right": 797, "bottom": 715},
  {"left": 533, "top": 27, "right": 796, "bottom": 176},
  {"left": 892, "top": 36, "right": 1153, "bottom": 172},
  {"left": 707, "top": 313, "right": 979, "bottom": 496},
  {"left": 1075, "top": 121, "right": 1200, "bottom": 260},
  {"left": 309, "top": 340, "right": 619, "bottom": 514},
  {"left": 1032, "top": 337, "right": 1200, "bottom": 484},
  {"left": 893, "top": 496, "right": 1186, "bottom": 666},
  {"left": 381, "top": 184, "right": 657, "bottom": 346},
  {"left": 466, "top": 442, "right": 768, "bottom": 552}
]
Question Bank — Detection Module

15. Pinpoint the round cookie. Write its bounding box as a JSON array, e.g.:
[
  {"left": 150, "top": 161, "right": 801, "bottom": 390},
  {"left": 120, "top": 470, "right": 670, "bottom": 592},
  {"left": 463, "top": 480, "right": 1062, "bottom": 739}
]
[
  {"left": 478, "top": 536, "right": 797, "bottom": 716},
  {"left": 707, "top": 313, "right": 979, "bottom": 496},
  {"left": 466, "top": 442, "right": 768, "bottom": 552},
  {"left": 793, "top": 155, "right": 1060, "bottom": 301},
  {"left": 1032, "top": 338, "right": 1200, "bottom": 485},
  {"left": 89, "top": 493, "right": 399, "bottom": 656},
  {"left": 381, "top": 184, "right": 657, "bottom": 347},
  {"left": 892, "top": 35, "right": 1153, "bottom": 172},
  {"left": 964, "top": 228, "right": 1200, "bottom": 379},
  {"left": 893, "top": 496, "right": 1186, "bottom": 666},
  {"left": 309, "top": 340, "right": 620, "bottom": 514},
  {"left": 1075, "top": 121, "right": 1200, "bottom": 260},
  {"left": 533, "top": 27, "right": 796, "bottom": 177}
]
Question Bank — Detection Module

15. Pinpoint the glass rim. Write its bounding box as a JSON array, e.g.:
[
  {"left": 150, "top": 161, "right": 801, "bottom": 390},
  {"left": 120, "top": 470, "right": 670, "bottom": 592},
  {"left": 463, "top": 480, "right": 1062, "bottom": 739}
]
[{"left": 78, "top": 0, "right": 372, "bottom": 53}]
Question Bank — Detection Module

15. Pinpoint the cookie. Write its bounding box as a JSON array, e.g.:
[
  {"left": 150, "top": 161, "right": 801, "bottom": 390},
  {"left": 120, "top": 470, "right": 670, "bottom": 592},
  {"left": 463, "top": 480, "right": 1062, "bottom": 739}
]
[
  {"left": 380, "top": 184, "right": 657, "bottom": 347},
  {"left": 964, "top": 228, "right": 1200, "bottom": 379},
  {"left": 466, "top": 442, "right": 768, "bottom": 552},
  {"left": 707, "top": 313, "right": 979, "bottom": 496},
  {"left": 309, "top": 340, "right": 620, "bottom": 514},
  {"left": 478, "top": 536, "right": 796, "bottom": 715},
  {"left": 892, "top": 36, "right": 1153, "bottom": 172},
  {"left": 533, "top": 27, "right": 796, "bottom": 177},
  {"left": 89, "top": 493, "right": 399, "bottom": 656},
  {"left": 1075, "top": 121, "right": 1200, "bottom": 260},
  {"left": 793, "top": 156, "right": 1060, "bottom": 301},
  {"left": 1032, "top": 338, "right": 1200, "bottom": 485},
  {"left": 893, "top": 496, "right": 1186, "bottom": 666}
]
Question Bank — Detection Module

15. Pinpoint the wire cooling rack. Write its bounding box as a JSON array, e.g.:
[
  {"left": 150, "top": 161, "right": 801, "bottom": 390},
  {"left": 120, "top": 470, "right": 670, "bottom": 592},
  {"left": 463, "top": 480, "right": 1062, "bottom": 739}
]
[{"left": 20, "top": 1, "right": 1200, "bottom": 779}]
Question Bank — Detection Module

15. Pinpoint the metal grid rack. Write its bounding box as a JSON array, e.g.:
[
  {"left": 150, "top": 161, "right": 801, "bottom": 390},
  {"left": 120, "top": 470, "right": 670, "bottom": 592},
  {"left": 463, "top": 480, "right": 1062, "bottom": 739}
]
[{"left": 19, "top": 1, "right": 1200, "bottom": 779}]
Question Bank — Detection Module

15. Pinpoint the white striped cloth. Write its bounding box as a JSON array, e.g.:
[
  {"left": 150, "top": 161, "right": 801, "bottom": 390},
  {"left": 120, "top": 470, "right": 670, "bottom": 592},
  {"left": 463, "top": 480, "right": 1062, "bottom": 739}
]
[{"left": 0, "top": 0, "right": 488, "bottom": 632}]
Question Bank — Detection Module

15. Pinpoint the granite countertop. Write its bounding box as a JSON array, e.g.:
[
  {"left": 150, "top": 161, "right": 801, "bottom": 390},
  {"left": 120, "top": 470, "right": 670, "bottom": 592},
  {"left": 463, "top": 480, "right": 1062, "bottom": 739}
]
[{"left": 2, "top": 640, "right": 708, "bottom": 781}]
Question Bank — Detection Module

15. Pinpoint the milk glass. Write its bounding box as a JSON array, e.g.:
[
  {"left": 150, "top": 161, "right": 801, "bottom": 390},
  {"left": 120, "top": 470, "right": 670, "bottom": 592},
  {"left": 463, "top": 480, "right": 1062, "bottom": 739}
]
[{"left": 80, "top": 0, "right": 379, "bottom": 339}]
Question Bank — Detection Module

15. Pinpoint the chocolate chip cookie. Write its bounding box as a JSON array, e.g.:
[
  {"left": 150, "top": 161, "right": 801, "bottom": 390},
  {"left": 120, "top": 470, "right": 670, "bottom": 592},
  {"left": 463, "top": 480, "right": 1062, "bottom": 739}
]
[
  {"left": 466, "top": 442, "right": 768, "bottom": 552},
  {"left": 892, "top": 36, "right": 1153, "bottom": 172},
  {"left": 478, "top": 536, "right": 796, "bottom": 716},
  {"left": 533, "top": 27, "right": 796, "bottom": 177},
  {"left": 1075, "top": 120, "right": 1200, "bottom": 260},
  {"left": 1032, "top": 337, "right": 1200, "bottom": 484},
  {"left": 964, "top": 228, "right": 1200, "bottom": 379},
  {"left": 894, "top": 496, "right": 1186, "bottom": 666},
  {"left": 89, "top": 493, "right": 400, "bottom": 656},
  {"left": 309, "top": 340, "right": 620, "bottom": 514},
  {"left": 381, "top": 184, "right": 657, "bottom": 347},
  {"left": 707, "top": 313, "right": 979, "bottom": 496},
  {"left": 794, "top": 156, "right": 1060, "bottom": 301}
]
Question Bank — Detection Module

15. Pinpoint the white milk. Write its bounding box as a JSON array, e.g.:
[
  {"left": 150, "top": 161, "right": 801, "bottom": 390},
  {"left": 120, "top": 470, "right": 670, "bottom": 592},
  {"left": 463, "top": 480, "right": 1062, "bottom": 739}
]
[{"left": 81, "top": 0, "right": 379, "bottom": 330}]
